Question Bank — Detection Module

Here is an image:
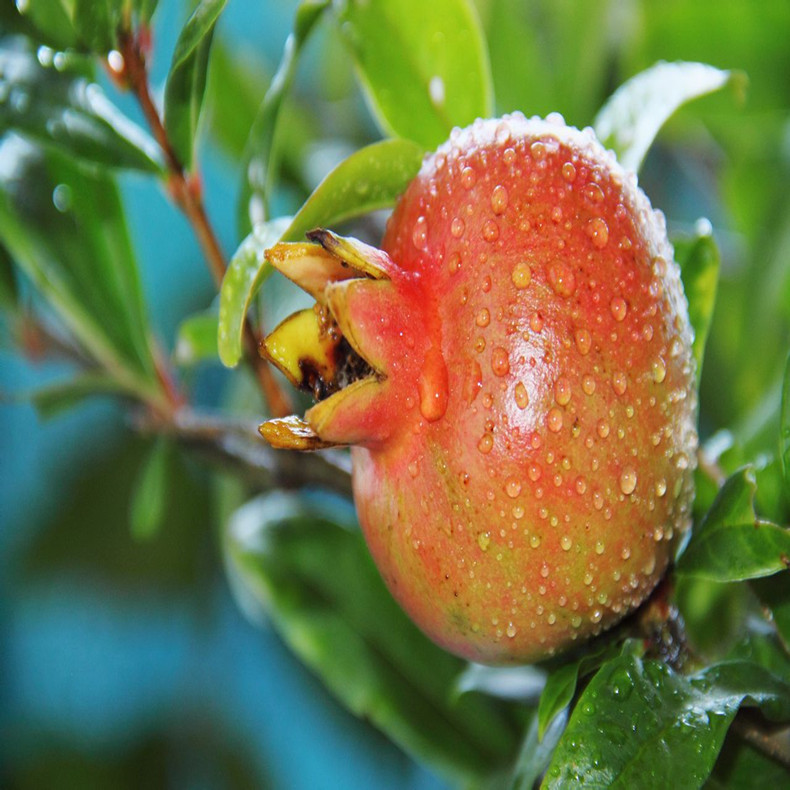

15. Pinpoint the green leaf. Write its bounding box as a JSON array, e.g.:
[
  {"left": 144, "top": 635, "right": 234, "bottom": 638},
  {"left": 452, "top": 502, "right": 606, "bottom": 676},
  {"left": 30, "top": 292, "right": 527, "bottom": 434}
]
[
  {"left": 594, "top": 61, "right": 742, "bottom": 173},
  {"left": 675, "top": 225, "right": 721, "bottom": 384},
  {"left": 129, "top": 438, "right": 172, "bottom": 541},
  {"left": 751, "top": 574, "right": 790, "bottom": 652},
  {"left": 225, "top": 491, "right": 521, "bottom": 786},
  {"left": 218, "top": 217, "right": 291, "bottom": 368},
  {"left": 0, "top": 135, "right": 163, "bottom": 405},
  {"left": 175, "top": 308, "right": 219, "bottom": 366},
  {"left": 27, "top": 371, "right": 128, "bottom": 419},
  {"left": 163, "top": 0, "right": 228, "bottom": 170},
  {"left": 708, "top": 732, "right": 790, "bottom": 789},
  {"left": 334, "top": 0, "right": 493, "bottom": 149},
  {"left": 780, "top": 352, "right": 790, "bottom": 497},
  {"left": 453, "top": 663, "right": 545, "bottom": 703},
  {"left": 1, "top": 0, "right": 77, "bottom": 50},
  {"left": 543, "top": 652, "right": 790, "bottom": 789},
  {"left": 0, "top": 242, "right": 18, "bottom": 309},
  {"left": 241, "top": 0, "right": 329, "bottom": 227},
  {"left": 0, "top": 36, "right": 164, "bottom": 173},
  {"left": 283, "top": 139, "right": 425, "bottom": 242},
  {"left": 70, "top": 0, "right": 125, "bottom": 54},
  {"left": 676, "top": 468, "right": 790, "bottom": 582},
  {"left": 134, "top": 0, "right": 159, "bottom": 24},
  {"left": 537, "top": 641, "right": 621, "bottom": 740},
  {"left": 510, "top": 708, "right": 568, "bottom": 790}
]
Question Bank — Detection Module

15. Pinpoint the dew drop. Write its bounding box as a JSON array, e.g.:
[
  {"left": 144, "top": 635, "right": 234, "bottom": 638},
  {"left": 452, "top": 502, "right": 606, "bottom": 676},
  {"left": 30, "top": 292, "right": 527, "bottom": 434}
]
[
  {"left": 408, "top": 461, "right": 418, "bottom": 477},
  {"left": 511, "top": 261, "right": 532, "bottom": 289},
  {"left": 582, "top": 375, "right": 596, "bottom": 395},
  {"left": 506, "top": 623, "right": 517, "bottom": 638},
  {"left": 548, "top": 262, "right": 576, "bottom": 297},
  {"left": 562, "top": 161, "right": 576, "bottom": 182},
  {"left": 530, "top": 140, "right": 546, "bottom": 159},
  {"left": 514, "top": 382, "right": 529, "bottom": 410},
  {"left": 655, "top": 478, "right": 667, "bottom": 497},
  {"left": 554, "top": 377, "right": 572, "bottom": 406},
  {"left": 530, "top": 534, "right": 541, "bottom": 549},
  {"left": 529, "top": 312, "right": 543, "bottom": 332},
  {"left": 491, "top": 184, "right": 509, "bottom": 215},
  {"left": 483, "top": 219, "right": 500, "bottom": 242},
  {"left": 512, "top": 504, "right": 525, "bottom": 519},
  {"left": 418, "top": 346, "right": 449, "bottom": 421},
  {"left": 478, "top": 532, "right": 491, "bottom": 551},
  {"left": 491, "top": 347, "right": 510, "bottom": 376},
  {"left": 528, "top": 463, "right": 541, "bottom": 482},
  {"left": 591, "top": 609, "right": 603, "bottom": 624},
  {"left": 612, "top": 371, "right": 627, "bottom": 395},
  {"left": 476, "top": 308, "right": 490, "bottom": 327},
  {"left": 447, "top": 252, "right": 461, "bottom": 275},
  {"left": 595, "top": 540, "right": 605, "bottom": 555},
  {"left": 574, "top": 328, "right": 592, "bottom": 355},
  {"left": 610, "top": 296, "right": 627, "bottom": 322},
  {"left": 505, "top": 477, "right": 522, "bottom": 498},
  {"left": 474, "top": 336, "right": 486, "bottom": 353},
  {"left": 588, "top": 217, "right": 610, "bottom": 248},
  {"left": 451, "top": 216, "right": 465, "bottom": 238},
  {"left": 619, "top": 468, "right": 638, "bottom": 495},
  {"left": 461, "top": 166, "right": 476, "bottom": 189},
  {"left": 584, "top": 183, "right": 605, "bottom": 203},
  {"left": 597, "top": 419, "right": 610, "bottom": 439},
  {"left": 575, "top": 476, "right": 587, "bottom": 495},
  {"left": 478, "top": 433, "right": 494, "bottom": 454},
  {"left": 412, "top": 215, "right": 428, "bottom": 250},
  {"left": 652, "top": 357, "right": 667, "bottom": 383},
  {"left": 547, "top": 407, "right": 563, "bottom": 433},
  {"left": 560, "top": 535, "right": 573, "bottom": 551}
]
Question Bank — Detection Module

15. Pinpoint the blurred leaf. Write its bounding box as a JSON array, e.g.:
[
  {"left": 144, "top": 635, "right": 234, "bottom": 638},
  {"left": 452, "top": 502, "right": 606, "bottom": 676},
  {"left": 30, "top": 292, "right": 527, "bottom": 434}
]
[
  {"left": 134, "top": 0, "right": 159, "bottom": 24},
  {"left": 675, "top": 225, "right": 721, "bottom": 384},
  {"left": 129, "top": 438, "right": 172, "bottom": 541},
  {"left": 175, "top": 308, "right": 219, "bottom": 366},
  {"left": 0, "top": 0, "right": 77, "bottom": 50},
  {"left": 509, "top": 707, "right": 567, "bottom": 790},
  {"left": 543, "top": 651, "right": 790, "bottom": 788},
  {"left": 0, "top": 135, "right": 163, "bottom": 404},
  {"left": 218, "top": 217, "right": 290, "bottom": 368},
  {"left": 163, "top": 0, "right": 229, "bottom": 170},
  {"left": 283, "top": 139, "right": 424, "bottom": 242},
  {"left": 594, "top": 61, "right": 740, "bottom": 173},
  {"left": 708, "top": 730, "right": 790, "bottom": 789},
  {"left": 0, "top": 242, "right": 18, "bottom": 309},
  {"left": 0, "top": 36, "right": 164, "bottom": 172},
  {"left": 225, "top": 491, "right": 521, "bottom": 786},
  {"left": 537, "top": 641, "right": 621, "bottom": 740},
  {"left": 676, "top": 468, "right": 790, "bottom": 582},
  {"left": 751, "top": 573, "right": 790, "bottom": 652},
  {"left": 334, "top": 0, "right": 492, "bottom": 149},
  {"left": 28, "top": 371, "right": 127, "bottom": 419},
  {"left": 453, "top": 663, "right": 545, "bottom": 703},
  {"left": 781, "top": 352, "right": 790, "bottom": 496},
  {"left": 241, "top": 0, "right": 328, "bottom": 228},
  {"left": 70, "top": 0, "right": 125, "bottom": 54}
]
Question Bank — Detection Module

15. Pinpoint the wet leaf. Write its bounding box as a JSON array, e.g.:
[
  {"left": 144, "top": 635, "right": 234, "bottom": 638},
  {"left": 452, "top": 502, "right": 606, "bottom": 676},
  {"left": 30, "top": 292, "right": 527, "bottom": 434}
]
[
  {"left": 675, "top": 225, "right": 721, "bottom": 384},
  {"left": 676, "top": 468, "right": 790, "bottom": 582},
  {"left": 225, "top": 491, "right": 521, "bottom": 786},
  {"left": 509, "top": 708, "right": 567, "bottom": 790},
  {"left": 334, "top": 0, "right": 492, "bottom": 149},
  {"left": 129, "top": 438, "right": 172, "bottom": 541},
  {"left": 218, "top": 217, "right": 290, "bottom": 368},
  {"left": 594, "top": 61, "right": 742, "bottom": 173},
  {"left": 283, "top": 139, "right": 424, "bottom": 242},
  {"left": 543, "top": 651, "right": 790, "bottom": 788},
  {"left": 0, "top": 36, "right": 164, "bottom": 172},
  {"left": 164, "top": 0, "right": 229, "bottom": 170}
]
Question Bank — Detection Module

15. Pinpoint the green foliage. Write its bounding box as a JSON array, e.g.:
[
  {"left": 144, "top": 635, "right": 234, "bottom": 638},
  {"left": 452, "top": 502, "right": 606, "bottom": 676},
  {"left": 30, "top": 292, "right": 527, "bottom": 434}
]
[{"left": 3, "top": 0, "right": 790, "bottom": 787}]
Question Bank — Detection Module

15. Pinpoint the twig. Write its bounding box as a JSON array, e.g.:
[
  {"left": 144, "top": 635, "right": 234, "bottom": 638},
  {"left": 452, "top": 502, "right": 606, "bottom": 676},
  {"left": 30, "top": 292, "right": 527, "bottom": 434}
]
[
  {"left": 732, "top": 712, "right": 790, "bottom": 770},
  {"left": 116, "top": 28, "right": 292, "bottom": 418}
]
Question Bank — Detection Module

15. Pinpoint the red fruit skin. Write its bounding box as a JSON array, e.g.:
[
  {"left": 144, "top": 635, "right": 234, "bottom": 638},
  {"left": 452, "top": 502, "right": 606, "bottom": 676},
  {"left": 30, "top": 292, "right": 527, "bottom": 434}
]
[{"left": 350, "top": 115, "right": 697, "bottom": 665}]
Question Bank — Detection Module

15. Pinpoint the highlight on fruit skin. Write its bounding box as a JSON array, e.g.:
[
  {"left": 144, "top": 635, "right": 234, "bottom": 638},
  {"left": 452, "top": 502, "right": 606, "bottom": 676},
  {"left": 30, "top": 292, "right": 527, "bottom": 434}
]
[{"left": 258, "top": 112, "right": 698, "bottom": 665}]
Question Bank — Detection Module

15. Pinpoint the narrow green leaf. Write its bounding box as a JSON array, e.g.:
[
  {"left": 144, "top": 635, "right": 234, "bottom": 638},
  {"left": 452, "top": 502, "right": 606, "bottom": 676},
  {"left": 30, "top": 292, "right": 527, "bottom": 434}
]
[
  {"left": 510, "top": 708, "right": 568, "bottom": 790},
  {"left": 453, "top": 663, "right": 545, "bottom": 703},
  {"left": 175, "top": 308, "right": 219, "bottom": 366},
  {"left": 0, "top": 242, "right": 18, "bottom": 309},
  {"left": 334, "top": 0, "right": 493, "bottom": 149},
  {"left": 594, "top": 61, "right": 742, "bottom": 173},
  {"left": 543, "top": 652, "right": 790, "bottom": 789},
  {"left": 218, "top": 217, "right": 290, "bottom": 368},
  {"left": 0, "top": 36, "right": 164, "bottom": 173},
  {"left": 70, "top": 0, "right": 124, "bottom": 54},
  {"left": 27, "top": 371, "right": 128, "bottom": 419},
  {"left": 780, "top": 351, "right": 790, "bottom": 496},
  {"left": 283, "top": 139, "right": 425, "bottom": 242},
  {"left": 0, "top": 135, "right": 162, "bottom": 404},
  {"left": 241, "top": 0, "right": 329, "bottom": 228},
  {"left": 225, "top": 492, "right": 521, "bottom": 786},
  {"left": 675, "top": 225, "right": 721, "bottom": 384},
  {"left": 163, "top": 0, "right": 229, "bottom": 170},
  {"left": 751, "top": 574, "right": 790, "bottom": 652},
  {"left": 129, "top": 438, "right": 172, "bottom": 541},
  {"left": 676, "top": 468, "right": 790, "bottom": 582},
  {"left": 134, "top": 0, "right": 159, "bottom": 24},
  {"left": 1, "top": 0, "right": 77, "bottom": 50}
]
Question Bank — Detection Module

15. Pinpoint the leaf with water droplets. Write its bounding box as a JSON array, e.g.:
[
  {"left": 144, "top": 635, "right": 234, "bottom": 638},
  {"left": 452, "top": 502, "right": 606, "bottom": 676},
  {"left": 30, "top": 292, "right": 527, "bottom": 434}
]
[
  {"left": 543, "top": 651, "right": 790, "bottom": 789},
  {"left": 675, "top": 224, "right": 720, "bottom": 384},
  {"left": 594, "top": 61, "right": 743, "bottom": 172},
  {"left": 676, "top": 467, "right": 790, "bottom": 582},
  {"left": 218, "top": 217, "right": 291, "bottom": 368},
  {"left": 283, "top": 139, "right": 425, "bottom": 243},
  {"left": 333, "top": 0, "right": 493, "bottom": 149},
  {"left": 0, "top": 36, "right": 164, "bottom": 172},
  {"left": 163, "top": 0, "right": 229, "bottom": 170},
  {"left": 224, "top": 491, "right": 521, "bottom": 786}
]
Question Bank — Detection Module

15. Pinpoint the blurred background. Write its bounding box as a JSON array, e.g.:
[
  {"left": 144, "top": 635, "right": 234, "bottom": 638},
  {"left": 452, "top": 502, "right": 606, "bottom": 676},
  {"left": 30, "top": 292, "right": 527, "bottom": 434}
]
[{"left": 2, "top": 0, "right": 790, "bottom": 787}]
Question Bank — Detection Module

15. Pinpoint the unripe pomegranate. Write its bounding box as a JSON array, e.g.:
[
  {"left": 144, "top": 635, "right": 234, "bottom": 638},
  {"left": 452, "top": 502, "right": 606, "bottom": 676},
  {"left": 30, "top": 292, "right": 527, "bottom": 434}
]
[{"left": 260, "top": 113, "right": 697, "bottom": 665}]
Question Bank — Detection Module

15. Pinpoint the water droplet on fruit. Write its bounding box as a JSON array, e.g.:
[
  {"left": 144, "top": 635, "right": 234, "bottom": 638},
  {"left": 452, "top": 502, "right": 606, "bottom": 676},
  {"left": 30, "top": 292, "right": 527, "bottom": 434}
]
[
  {"left": 528, "top": 463, "right": 541, "bottom": 481},
  {"left": 478, "top": 532, "right": 491, "bottom": 551},
  {"left": 447, "top": 252, "right": 461, "bottom": 275},
  {"left": 612, "top": 371, "right": 627, "bottom": 395},
  {"left": 461, "top": 166, "right": 476, "bottom": 189},
  {"left": 491, "top": 184, "right": 508, "bottom": 215},
  {"left": 491, "top": 347, "right": 510, "bottom": 376},
  {"left": 514, "top": 382, "right": 529, "bottom": 410},
  {"left": 548, "top": 262, "right": 576, "bottom": 297},
  {"left": 597, "top": 419, "right": 610, "bottom": 438},
  {"left": 588, "top": 217, "right": 609, "bottom": 248},
  {"left": 554, "top": 377, "right": 572, "bottom": 406},
  {"left": 619, "top": 468, "right": 638, "bottom": 495},
  {"left": 512, "top": 504, "right": 525, "bottom": 519},
  {"left": 511, "top": 262, "right": 531, "bottom": 289},
  {"left": 476, "top": 308, "right": 490, "bottom": 327},
  {"left": 575, "top": 476, "right": 587, "bottom": 494},
  {"left": 531, "top": 140, "right": 546, "bottom": 160},
  {"left": 412, "top": 216, "right": 428, "bottom": 250},
  {"left": 595, "top": 540, "right": 605, "bottom": 555},
  {"left": 530, "top": 312, "right": 543, "bottom": 332},
  {"left": 584, "top": 183, "right": 605, "bottom": 203},
  {"left": 530, "top": 535, "right": 541, "bottom": 549},
  {"left": 547, "top": 408, "right": 563, "bottom": 432},
  {"left": 418, "top": 346, "right": 449, "bottom": 421},
  {"left": 582, "top": 375, "right": 596, "bottom": 395},
  {"left": 451, "top": 216, "right": 465, "bottom": 238},
  {"left": 574, "top": 328, "right": 592, "bottom": 355},
  {"left": 655, "top": 478, "right": 667, "bottom": 497},
  {"left": 561, "top": 535, "right": 572, "bottom": 551},
  {"left": 610, "top": 296, "right": 627, "bottom": 322},
  {"left": 408, "top": 461, "right": 418, "bottom": 477},
  {"left": 478, "top": 433, "right": 494, "bottom": 454},
  {"left": 562, "top": 161, "right": 577, "bottom": 182},
  {"left": 652, "top": 357, "right": 667, "bottom": 383},
  {"left": 506, "top": 623, "right": 517, "bottom": 638},
  {"left": 505, "top": 477, "right": 522, "bottom": 498},
  {"left": 483, "top": 219, "right": 499, "bottom": 242}
]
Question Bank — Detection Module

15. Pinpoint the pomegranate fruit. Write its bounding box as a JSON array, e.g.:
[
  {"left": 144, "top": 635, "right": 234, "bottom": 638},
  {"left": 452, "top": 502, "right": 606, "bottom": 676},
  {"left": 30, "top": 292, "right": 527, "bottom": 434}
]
[{"left": 259, "top": 113, "right": 697, "bottom": 665}]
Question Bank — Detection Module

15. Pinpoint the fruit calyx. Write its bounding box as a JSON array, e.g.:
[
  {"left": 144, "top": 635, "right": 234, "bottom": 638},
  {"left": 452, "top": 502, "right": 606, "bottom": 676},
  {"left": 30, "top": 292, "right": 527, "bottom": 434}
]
[{"left": 260, "top": 228, "right": 440, "bottom": 450}]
